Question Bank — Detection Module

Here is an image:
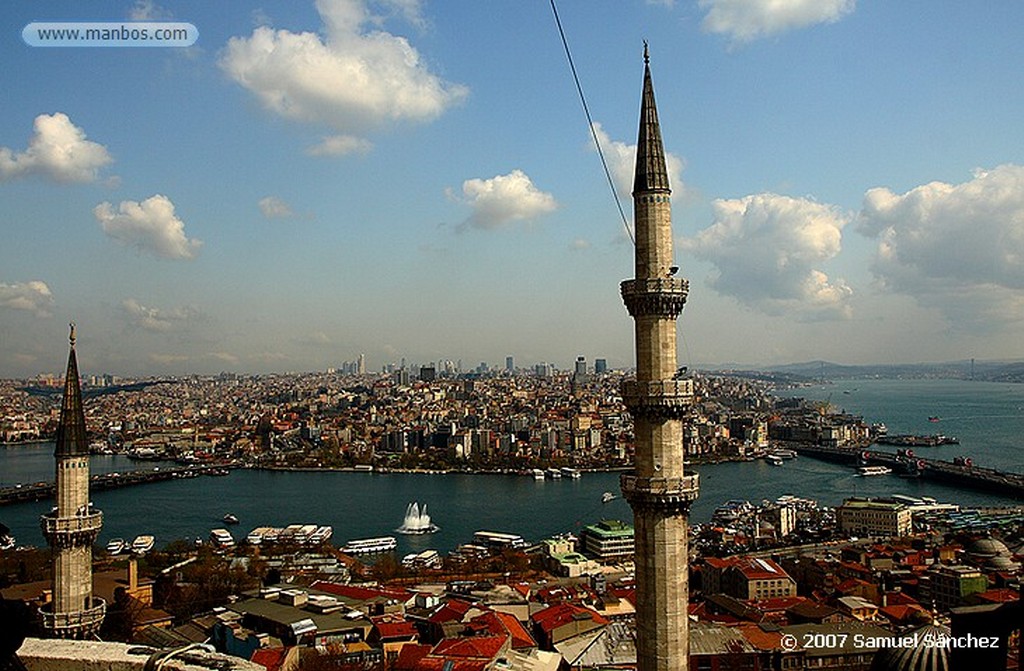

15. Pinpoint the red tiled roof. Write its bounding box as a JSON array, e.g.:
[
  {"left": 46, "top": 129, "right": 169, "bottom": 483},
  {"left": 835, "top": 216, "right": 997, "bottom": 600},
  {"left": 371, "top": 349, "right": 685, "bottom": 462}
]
[
  {"left": 531, "top": 602, "right": 609, "bottom": 634},
  {"left": 372, "top": 614, "right": 419, "bottom": 640},
  {"left": 493, "top": 611, "right": 536, "bottom": 649},
  {"left": 429, "top": 599, "right": 475, "bottom": 624},
  {"left": 975, "top": 588, "right": 1020, "bottom": 603},
  {"left": 432, "top": 635, "right": 506, "bottom": 660},
  {"left": 250, "top": 647, "right": 291, "bottom": 671},
  {"left": 394, "top": 644, "right": 433, "bottom": 671}
]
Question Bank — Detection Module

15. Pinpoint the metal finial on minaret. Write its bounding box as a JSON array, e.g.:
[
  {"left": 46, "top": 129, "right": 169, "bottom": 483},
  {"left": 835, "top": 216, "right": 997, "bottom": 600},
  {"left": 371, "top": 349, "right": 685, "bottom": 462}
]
[
  {"left": 643, "top": 40, "right": 649, "bottom": 64},
  {"left": 69, "top": 322, "right": 76, "bottom": 348}
]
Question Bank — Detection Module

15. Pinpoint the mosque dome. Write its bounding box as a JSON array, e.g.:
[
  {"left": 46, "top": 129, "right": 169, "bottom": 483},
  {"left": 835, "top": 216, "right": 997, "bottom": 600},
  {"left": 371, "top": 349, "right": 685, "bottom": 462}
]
[{"left": 870, "top": 623, "right": 950, "bottom": 671}]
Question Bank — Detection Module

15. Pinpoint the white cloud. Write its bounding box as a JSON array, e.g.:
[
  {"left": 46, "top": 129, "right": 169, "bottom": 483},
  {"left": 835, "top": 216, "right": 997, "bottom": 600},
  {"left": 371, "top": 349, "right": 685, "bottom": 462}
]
[
  {"left": 208, "top": 351, "right": 241, "bottom": 365},
  {"left": 94, "top": 194, "right": 202, "bottom": 259},
  {"left": 129, "top": 0, "right": 172, "bottom": 20},
  {"left": 305, "top": 134, "right": 373, "bottom": 157},
  {"left": 220, "top": 0, "right": 467, "bottom": 149},
  {"left": 682, "top": 193, "right": 853, "bottom": 318},
  {"left": 258, "top": 196, "right": 295, "bottom": 219},
  {"left": 570, "top": 238, "right": 592, "bottom": 251},
  {"left": 120, "top": 298, "right": 199, "bottom": 332},
  {"left": 0, "top": 113, "right": 113, "bottom": 183},
  {"left": 858, "top": 164, "right": 1024, "bottom": 330},
  {"left": 590, "top": 122, "right": 685, "bottom": 199},
  {"left": 699, "top": 0, "right": 855, "bottom": 44},
  {"left": 452, "top": 170, "right": 558, "bottom": 231},
  {"left": 0, "top": 281, "right": 54, "bottom": 317}
]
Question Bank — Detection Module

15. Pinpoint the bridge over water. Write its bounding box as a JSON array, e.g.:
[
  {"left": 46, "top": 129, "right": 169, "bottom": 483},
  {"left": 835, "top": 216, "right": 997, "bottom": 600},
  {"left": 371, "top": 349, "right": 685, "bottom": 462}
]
[
  {"left": 788, "top": 444, "right": 1024, "bottom": 499},
  {"left": 0, "top": 463, "right": 237, "bottom": 506}
]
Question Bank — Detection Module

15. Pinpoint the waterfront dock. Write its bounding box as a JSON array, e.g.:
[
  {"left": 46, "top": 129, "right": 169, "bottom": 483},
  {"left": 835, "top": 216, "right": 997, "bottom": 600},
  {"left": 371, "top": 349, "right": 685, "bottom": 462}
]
[
  {"left": 0, "top": 463, "right": 238, "bottom": 505},
  {"left": 789, "top": 444, "right": 1024, "bottom": 498}
]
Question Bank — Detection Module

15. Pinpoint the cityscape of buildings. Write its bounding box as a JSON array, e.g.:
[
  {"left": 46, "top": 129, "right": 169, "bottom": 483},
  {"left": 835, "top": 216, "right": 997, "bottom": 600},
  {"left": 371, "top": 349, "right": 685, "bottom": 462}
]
[{"left": 2, "top": 28, "right": 1024, "bottom": 671}]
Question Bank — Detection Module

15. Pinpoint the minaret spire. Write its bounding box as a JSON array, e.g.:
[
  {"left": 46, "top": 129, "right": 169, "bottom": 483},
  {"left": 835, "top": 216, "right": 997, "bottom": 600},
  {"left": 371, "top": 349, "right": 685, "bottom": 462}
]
[
  {"left": 634, "top": 45, "right": 671, "bottom": 196},
  {"left": 55, "top": 322, "right": 88, "bottom": 458},
  {"left": 620, "top": 46, "right": 697, "bottom": 671}
]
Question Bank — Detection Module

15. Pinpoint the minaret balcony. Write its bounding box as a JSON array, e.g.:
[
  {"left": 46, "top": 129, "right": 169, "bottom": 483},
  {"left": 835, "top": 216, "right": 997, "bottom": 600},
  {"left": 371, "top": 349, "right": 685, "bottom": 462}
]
[
  {"left": 40, "top": 597, "right": 106, "bottom": 639},
  {"left": 40, "top": 510, "right": 103, "bottom": 547},
  {"left": 621, "top": 473, "right": 700, "bottom": 511},
  {"left": 620, "top": 277, "right": 689, "bottom": 318},
  {"left": 621, "top": 379, "right": 694, "bottom": 419}
]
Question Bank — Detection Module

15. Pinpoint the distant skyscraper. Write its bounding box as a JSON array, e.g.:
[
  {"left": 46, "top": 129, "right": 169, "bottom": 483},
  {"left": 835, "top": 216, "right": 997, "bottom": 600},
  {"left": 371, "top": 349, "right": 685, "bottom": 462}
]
[
  {"left": 40, "top": 324, "right": 106, "bottom": 638},
  {"left": 574, "top": 356, "right": 587, "bottom": 376},
  {"left": 357, "top": 353, "right": 366, "bottom": 375},
  {"left": 620, "top": 47, "right": 698, "bottom": 671},
  {"left": 506, "top": 356, "right": 514, "bottom": 372},
  {"left": 595, "top": 358, "right": 608, "bottom": 374}
]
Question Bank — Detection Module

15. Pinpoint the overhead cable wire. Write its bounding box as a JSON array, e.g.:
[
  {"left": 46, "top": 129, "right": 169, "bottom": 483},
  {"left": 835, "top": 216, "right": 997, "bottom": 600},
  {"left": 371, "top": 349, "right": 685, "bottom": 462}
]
[{"left": 549, "top": 0, "right": 635, "bottom": 245}]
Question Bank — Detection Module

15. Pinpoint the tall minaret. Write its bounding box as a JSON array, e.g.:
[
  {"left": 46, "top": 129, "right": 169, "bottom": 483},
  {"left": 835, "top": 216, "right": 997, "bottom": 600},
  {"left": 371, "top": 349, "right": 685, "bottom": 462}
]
[
  {"left": 39, "top": 324, "right": 105, "bottom": 638},
  {"left": 620, "top": 45, "right": 698, "bottom": 671}
]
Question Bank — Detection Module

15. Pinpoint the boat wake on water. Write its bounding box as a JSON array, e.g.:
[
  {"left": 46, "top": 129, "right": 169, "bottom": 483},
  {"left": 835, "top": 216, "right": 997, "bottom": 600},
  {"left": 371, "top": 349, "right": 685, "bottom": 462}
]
[{"left": 395, "top": 501, "right": 439, "bottom": 535}]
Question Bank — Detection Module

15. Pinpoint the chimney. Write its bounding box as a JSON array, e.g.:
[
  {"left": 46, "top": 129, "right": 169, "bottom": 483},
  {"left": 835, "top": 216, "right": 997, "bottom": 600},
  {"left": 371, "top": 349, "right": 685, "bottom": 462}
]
[{"left": 128, "top": 556, "right": 139, "bottom": 592}]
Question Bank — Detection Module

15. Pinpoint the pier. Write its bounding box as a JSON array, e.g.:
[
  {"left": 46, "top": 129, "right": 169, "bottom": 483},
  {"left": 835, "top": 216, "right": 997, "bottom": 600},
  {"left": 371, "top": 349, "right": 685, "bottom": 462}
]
[
  {"left": 788, "top": 444, "right": 1024, "bottom": 499},
  {"left": 0, "top": 464, "right": 238, "bottom": 506}
]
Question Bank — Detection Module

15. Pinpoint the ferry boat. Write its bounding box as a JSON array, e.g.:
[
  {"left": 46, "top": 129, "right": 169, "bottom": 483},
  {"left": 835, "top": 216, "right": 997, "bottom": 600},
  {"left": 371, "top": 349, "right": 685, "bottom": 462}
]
[
  {"left": 131, "top": 535, "right": 155, "bottom": 554},
  {"left": 472, "top": 530, "right": 527, "bottom": 550},
  {"left": 858, "top": 465, "right": 893, "bottom": 476},
  {"left": 210, "top": 528, "right": 235, "bottom": 550},
  {"left": 341, "top": 536, "right": 398, "bottom": 555},
  {"left": 560, "top": 467, "right": 582, "bottom": 479},
  {"left": 105, "top": 538, "right": 126, "bottom": 554},
  {"left": 765, "top": 454, "right": 784, "bottom": 467},
  {"left": 545, "top": 468, "right": 562, "bottom": 479},
  {"left": 531, "top": 469, "right": 545, "bottom": 480}
]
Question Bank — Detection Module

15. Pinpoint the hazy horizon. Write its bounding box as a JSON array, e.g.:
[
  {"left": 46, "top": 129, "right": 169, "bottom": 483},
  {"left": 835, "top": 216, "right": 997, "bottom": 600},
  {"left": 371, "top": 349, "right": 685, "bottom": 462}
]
[{"left": 4, "top": 1, "right": 1024, "bottom": 377}]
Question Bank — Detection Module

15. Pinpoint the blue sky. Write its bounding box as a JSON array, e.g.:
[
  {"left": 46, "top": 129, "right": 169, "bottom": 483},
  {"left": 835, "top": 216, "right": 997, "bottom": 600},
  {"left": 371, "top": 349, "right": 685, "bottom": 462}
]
[{"left": 3, "top": 0, "right": 1024, "bottom": 376}]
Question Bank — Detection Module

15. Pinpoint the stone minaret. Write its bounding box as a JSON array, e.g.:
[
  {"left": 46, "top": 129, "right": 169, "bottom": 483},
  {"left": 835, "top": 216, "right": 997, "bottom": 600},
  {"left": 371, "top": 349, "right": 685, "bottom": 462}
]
[
  {"left": 620, "top": 46, "right": 698, "bottom": 671},
  {"left": 39, "top": 324, "right": 105, "bottom": 638}
]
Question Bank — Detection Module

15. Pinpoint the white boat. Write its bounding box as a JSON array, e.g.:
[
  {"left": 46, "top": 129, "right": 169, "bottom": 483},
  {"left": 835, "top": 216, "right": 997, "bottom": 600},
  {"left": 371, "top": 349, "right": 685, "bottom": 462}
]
[
  {"left": 131, "top": 535, "right": 155, "bottom": 554},
  {"left": 210, "top": 528, "right": 235, "bottom": 550},
  {"left": 765, "top": 454, "right": 784, "bottom": 466},
  {"left": 601, "top": 492, "right": 616, "bottom": 503},
  {"left": 106, "top": 538, "right": 126, "bottom": 554},
  {"left": 342, "top": 536, "right": 397, "bottom": 555},
  {"left": 560, "top": 467, "right": 582, "bottom": 479},
  {"left": 396, "top": 502, "right": 439, "bottom": 535},
  {"left": 246, "top": 529, "right": 264, "bottom": 545},
  {"left": 1, "top": 529, "right": 15, "bottom": 551},
  {"left": 531, "top": 469, "right": 545, "bottom": 480},
  {"left": 546, "top": 468, "right": 562, "bottom": 479},
  {"left": 858, "top": 465, "right": 892, "bottom": 476},
  {"left": 223, "top": 513, "right": 239, "bottom": 525}
]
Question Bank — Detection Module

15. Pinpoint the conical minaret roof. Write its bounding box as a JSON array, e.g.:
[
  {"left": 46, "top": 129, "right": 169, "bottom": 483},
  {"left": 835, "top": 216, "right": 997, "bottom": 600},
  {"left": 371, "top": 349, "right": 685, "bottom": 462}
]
[
  {"left": 54, "top": 323, "right": 89, "bottom": 457},
  {"left": 633, "top": 43, "right": 671, "bottom": 195}
]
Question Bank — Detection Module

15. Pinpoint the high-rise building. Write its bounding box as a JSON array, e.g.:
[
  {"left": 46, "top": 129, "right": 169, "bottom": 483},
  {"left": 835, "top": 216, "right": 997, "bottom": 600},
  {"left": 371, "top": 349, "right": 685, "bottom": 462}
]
[
  {"left": 357, "top": 353, "right": 366, "bottom": 375},
  {"left": 574, "top": 356, "right": 587, "bottom": 376},
  {"left": 505, "top": 356, "right": 514, "bottom": 371},
  {"left": 619, "top": 46, "right": 698, "bottom": 671},
  {"left": 39, "top": 324, "right": 106, "bottom": 638},
  {"left": 594, "top": 358, "right": 608, "bottom": 374}
]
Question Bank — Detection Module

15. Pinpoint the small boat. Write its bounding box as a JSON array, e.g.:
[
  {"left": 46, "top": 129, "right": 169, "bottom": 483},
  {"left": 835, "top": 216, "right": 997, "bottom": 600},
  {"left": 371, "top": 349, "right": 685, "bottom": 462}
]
[
  {"left": 765, "top": 454, "right": 784, "bottom": 467},
  {"left": 223, "top": 513, "right": 239, "bottom": 525},
  {"left": 0, "top": 528, "right": 15, "bottom": 551},
  {"left": 601, "top": 492, "right": 616, "bottom": 503},
  {"left": 106, "top": 538, "right": 126, "bottom": 554},
  {"left": 928, "top": 416, "right": 941, "bottom": 422},
  {"left": 560, "top": 467, "right": 582, "bottom": 479},
  {"left": 858, "top": 465, "right": 892, "bottom": 476},
  {"left": 131, "top": 535, "right": 155, "bottom": 554},
  {"left": 531, "top": 469, "right": 545, "bottom": 480}
]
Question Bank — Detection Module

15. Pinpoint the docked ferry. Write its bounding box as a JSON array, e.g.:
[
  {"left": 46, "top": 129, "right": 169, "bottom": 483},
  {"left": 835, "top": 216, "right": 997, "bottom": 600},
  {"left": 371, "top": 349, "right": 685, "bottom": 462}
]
[
  {"left": 858, "top": 465, "right": 893, "bottom": 476},
  {"left": 341, "top": 536, "right": 397, "bottom": 555},
  {"left": 210, "top": 528, "right": 235, "bottom": 550}
]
